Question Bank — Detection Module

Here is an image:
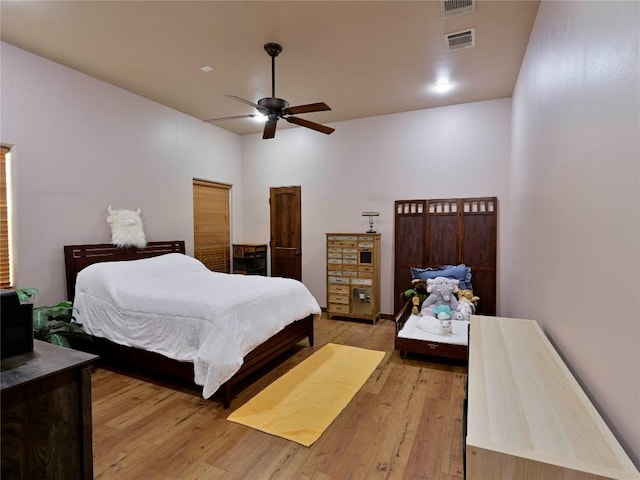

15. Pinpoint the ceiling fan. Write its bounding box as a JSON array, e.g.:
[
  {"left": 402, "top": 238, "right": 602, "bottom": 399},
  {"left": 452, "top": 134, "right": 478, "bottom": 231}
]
[{"left": 204, "top": 43, "right": 335, "bottom": 139}]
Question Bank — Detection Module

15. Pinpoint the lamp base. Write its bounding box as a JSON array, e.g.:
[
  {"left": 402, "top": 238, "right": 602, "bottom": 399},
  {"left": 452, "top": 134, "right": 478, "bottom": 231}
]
[{"left": 366, "top": 228, "right": 377, "bottom": 233}]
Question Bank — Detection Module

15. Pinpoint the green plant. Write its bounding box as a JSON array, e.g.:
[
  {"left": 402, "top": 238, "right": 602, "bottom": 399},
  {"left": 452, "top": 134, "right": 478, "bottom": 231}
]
[{"left": 15, "top": 287, "right": 91, "bottom": 348}]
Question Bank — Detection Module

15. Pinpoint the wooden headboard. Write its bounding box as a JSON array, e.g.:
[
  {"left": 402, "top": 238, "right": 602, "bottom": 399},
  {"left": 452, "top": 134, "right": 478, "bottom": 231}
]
[
  {"left": 393, "top": 197, "right": 497, "bottom": 315},
  {"left": 64, "top": 241, "right": 186, "bottom": 301}
]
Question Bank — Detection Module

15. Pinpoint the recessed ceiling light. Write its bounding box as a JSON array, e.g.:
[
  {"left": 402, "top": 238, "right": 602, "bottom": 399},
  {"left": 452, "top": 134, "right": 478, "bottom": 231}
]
[
  {"left": 200, "top": 66, "right": 214, "bottom": 73},
  {"left": 433, "top": 81, "right": 452, "bottom": 93}
]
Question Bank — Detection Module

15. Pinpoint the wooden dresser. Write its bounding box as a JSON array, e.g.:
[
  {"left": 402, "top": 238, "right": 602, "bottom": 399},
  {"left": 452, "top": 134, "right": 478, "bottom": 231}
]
[
  {"left": 326, "top": 233, "right": 380, "bottom": 324},
  {"left": 466, "top": 316, "right": 640, "bottom": 480},
  {"left": 1, "top": 340, "right": 98, "bottom": 480}
]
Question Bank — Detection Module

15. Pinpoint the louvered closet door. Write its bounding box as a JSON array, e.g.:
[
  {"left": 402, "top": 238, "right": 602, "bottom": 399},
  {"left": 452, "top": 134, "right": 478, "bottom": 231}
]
[{"left": 193, "top": 180, "right": 231, "bottom": 273}]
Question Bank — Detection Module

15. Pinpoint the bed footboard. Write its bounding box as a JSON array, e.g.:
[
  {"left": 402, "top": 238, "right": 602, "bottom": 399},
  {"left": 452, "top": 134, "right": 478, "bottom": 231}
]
[{"left": 87, "top": 314, "right": 314, "bottom": 408}]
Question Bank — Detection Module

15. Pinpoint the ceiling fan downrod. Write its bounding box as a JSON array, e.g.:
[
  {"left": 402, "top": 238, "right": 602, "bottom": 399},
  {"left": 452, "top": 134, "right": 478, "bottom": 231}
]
[{"left": 264, "top": 43, "right": 282, "bottom": 98}]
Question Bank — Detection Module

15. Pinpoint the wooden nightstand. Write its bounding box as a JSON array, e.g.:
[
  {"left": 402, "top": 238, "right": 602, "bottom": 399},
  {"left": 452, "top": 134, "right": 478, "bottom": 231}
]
[
  {"left": 1, "top": 340, "right": 98, "bottom": 480},
  {"left": 233, "top": 243, "right": 267, "bottom": 275}
]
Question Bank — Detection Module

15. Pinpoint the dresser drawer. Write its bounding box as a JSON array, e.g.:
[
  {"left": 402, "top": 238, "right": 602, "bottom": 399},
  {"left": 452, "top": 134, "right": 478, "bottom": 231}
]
[
  {"left": 328, "top": 258, "right": 343, "bottom": 264},
  {"left": 327, "top": 270, "right": 342, "bottom": 276},
  {"left": 327, "top": 235, "right": 357, "bottom": 241},
  {"left": 328, "top": 303, "right": 350, "bottom": 314},
  {"left": 358, "top": 266, "right": 374, "bottom": 275},
  {"left": 328, "top": 294, "right": 349, "bottom": 305},
  {"left": 328, "top": 284, "right": 349, "bottom": 294},
  {"left": 328, "top": 276, "right": 350, "bottom": 285}
]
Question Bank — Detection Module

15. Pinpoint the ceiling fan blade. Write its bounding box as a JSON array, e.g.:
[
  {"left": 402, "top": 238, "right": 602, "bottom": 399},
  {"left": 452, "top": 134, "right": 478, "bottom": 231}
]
[
  {"left": 225, "top": 95, "right": 269, "bottom": 114},
  {"left": 284, "top": 102, "right": 331, "bottom": 115},
  {"left": 263, "top": 118, "right": 278, "bottom": 139},
  {"left": 203, "top": 114, "right": 259, "bottom": 123},
  {"left": 285, "top": 116, "right": 335, "bottom": 135}
]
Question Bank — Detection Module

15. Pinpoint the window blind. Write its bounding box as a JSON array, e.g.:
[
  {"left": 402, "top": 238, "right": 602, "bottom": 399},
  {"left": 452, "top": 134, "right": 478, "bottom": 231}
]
[
  {"left": 0, "top": 146, "right": 11, "bottom": 288},
  {"left": 193, "top": 179, "right": 231, "bottom": 273}
]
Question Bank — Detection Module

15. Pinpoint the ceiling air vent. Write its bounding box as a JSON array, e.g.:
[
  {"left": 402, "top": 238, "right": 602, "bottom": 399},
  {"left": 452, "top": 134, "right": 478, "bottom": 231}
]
[
  {"left": 440, "top": 0, "right": 476, "bottom": 18},
  {"left": 445, "top": 28, "right": 475, "bottom": 51}
]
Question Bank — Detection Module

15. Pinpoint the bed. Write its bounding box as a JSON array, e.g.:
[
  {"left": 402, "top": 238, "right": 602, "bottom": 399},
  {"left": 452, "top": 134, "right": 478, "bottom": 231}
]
[
  {"left": 394, "top": 300, "right": 469, "bottom": 361},
  {"left": 393, "top": 197, "right": 497, "bottom": 361},
  {"left": 64, "top": 241, "right": 320, "bottom": 408}
]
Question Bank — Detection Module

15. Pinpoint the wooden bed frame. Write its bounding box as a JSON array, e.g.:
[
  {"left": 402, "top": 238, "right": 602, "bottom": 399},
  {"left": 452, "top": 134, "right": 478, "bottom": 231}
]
[
  {"left": 393, "top": 197, "right": 497, "bottom": 361},
  {"left": 394, "top": 300, "right": 468, "bottom": 361},
  {"left": 64, "top": 241, "right": 314, "bottom": 408}
]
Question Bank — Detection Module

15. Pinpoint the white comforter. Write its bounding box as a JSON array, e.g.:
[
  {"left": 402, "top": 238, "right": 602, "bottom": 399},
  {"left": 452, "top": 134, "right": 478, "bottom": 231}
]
[
  {"left": 73, "top": 253, "right": 321, "bottom": 398},
  {"left": 397, "top": 314, "right": 470, "bottom": 345}
]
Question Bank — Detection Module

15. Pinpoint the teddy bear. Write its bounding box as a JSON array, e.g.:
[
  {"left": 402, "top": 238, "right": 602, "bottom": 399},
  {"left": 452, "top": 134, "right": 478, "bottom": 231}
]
[
  {"left": 420, "top": 277, "right": 459, "bottom": 317},
  {"left": 453, "top": 300, "right": 473, "bottom": 322},
  {"left": 406, "top": 279, "right": 428, "bottom": 314},
  {"left": 457, "top": 289, "right": 479, "bottom": 309}
]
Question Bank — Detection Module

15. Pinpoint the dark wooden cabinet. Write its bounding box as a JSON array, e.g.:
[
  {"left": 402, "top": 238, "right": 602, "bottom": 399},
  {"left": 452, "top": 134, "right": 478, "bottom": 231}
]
[
  {"left": 1, "top": 340, "right": 98, "bottom": 480},
  {"left": 233, "top": 244, "right": 267, "bottom": 275},
  {"left": 393, "top": 197, "right": 497, "bottom": 315}
]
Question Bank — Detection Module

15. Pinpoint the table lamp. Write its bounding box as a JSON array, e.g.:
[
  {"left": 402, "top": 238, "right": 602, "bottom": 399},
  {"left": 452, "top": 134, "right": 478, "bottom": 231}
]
[{"left": 361, "top": 211, "right": 380, "bottom": 233}]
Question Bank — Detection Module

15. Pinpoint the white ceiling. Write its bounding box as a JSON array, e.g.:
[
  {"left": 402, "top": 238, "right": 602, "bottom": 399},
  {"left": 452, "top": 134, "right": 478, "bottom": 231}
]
[{"left": 0, "top": 1, "right": 540, "bottom": 136}]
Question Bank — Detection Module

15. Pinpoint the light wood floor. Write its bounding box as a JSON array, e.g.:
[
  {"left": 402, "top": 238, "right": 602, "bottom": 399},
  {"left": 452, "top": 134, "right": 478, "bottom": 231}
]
[{"left": 91, "top": 314, "right": 468, "bottom": 480}]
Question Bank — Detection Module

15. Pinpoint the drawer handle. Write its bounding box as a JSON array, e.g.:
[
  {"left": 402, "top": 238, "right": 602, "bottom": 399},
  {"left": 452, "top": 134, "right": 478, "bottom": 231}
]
[{"left": 427, "top": 344, "right": 439, "bottom": 349}]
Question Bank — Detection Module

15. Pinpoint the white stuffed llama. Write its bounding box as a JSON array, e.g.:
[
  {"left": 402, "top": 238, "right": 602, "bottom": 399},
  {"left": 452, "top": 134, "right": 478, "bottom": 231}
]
[{"left": 106, "top": 206, "right": 146, "bottom": 248}]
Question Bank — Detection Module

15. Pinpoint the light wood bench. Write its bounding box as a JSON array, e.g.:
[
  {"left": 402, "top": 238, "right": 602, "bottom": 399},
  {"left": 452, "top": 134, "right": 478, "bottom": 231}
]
[{"left": 466, "top": 316, "right": 640, "bottom": 480}]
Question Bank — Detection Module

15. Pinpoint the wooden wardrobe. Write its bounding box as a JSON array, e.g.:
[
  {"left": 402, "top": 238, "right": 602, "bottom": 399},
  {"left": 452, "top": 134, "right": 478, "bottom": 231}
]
[{"left": 393, "top": 197, "right": 497, "bottom": 315}]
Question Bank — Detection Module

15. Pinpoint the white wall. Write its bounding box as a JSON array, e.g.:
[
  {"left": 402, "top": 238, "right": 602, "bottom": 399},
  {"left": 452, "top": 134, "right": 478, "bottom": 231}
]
[
  {"left": 1, "top": 43, "right": 244, "bottom": 305},
  {"left": 240, "top": 99, "right": 512, "bottom": 315},
  {"left": 508, "top": 1, "right": 640, "bottom": 463}
]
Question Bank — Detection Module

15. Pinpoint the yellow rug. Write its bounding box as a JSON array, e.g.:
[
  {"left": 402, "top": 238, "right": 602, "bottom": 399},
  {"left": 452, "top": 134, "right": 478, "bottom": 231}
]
[{"left": 227, "top": 343, "right": 385, "bottom": 447}]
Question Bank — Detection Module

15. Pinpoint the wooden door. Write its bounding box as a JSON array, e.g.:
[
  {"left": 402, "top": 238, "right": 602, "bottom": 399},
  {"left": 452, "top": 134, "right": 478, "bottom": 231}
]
[
  {"left": 193, "top": 179, "right": 231, "bottom": 273},
  {"left": 270, "top": 186, "right": 302, "bottom": 280}
]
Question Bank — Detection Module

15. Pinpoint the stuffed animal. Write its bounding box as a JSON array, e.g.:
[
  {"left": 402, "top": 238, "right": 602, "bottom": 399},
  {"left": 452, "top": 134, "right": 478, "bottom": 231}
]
[
  {"left": 407, "top": 279, "right": 428, "bottom": 314},
  {"left": 454, "top": 300, "right": 473, "bottom": 322},
  {"left": 416, "top": 306, "right": 454, "bottom": 335},
  {"left": 420, "top": 277, "right": 459, "bottom": 317},
  {"left": 106, "top": 206, "right": 146, "bottom": 248},
  {"left": 457, "top": 289, "right": 479, "bottom": 308},
  {"left": 433, "top": 305, "right": 452, "bottom": 319}
]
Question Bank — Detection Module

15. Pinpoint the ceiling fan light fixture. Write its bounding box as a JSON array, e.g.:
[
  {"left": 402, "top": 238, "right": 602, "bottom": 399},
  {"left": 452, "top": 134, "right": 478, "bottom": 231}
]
[{"left": 433, "top": 81, "right": 453, "bottom": 93}]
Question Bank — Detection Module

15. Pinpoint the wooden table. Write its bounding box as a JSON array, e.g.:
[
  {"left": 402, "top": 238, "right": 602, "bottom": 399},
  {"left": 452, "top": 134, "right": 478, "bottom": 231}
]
[
  {"left": 1, "top": 340, "right": 98, "bottom": 480},
  {"left": 466, "top": 316, "right": 640, "bottom": 480}
]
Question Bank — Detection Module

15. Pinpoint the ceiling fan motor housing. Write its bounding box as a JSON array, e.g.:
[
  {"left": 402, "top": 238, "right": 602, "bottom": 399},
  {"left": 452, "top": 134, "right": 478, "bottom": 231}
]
[{"left": 258, "top": 97, "right": 290, "bottom": 114}]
